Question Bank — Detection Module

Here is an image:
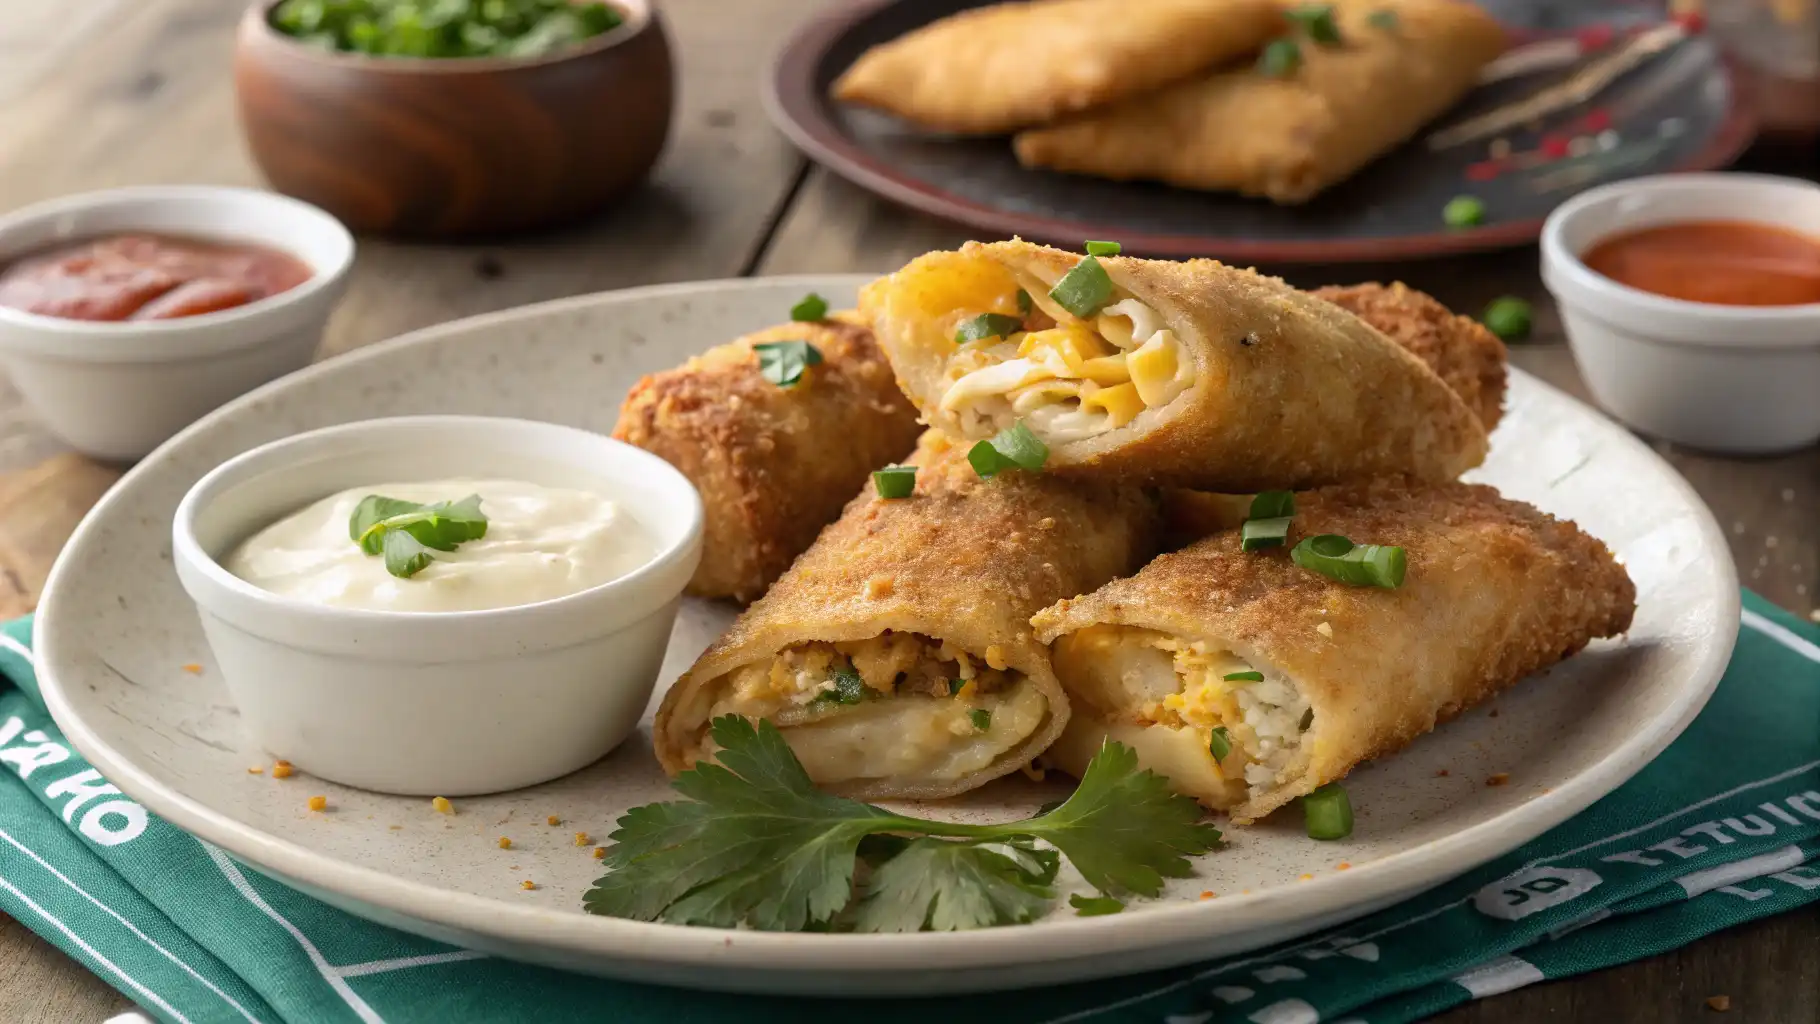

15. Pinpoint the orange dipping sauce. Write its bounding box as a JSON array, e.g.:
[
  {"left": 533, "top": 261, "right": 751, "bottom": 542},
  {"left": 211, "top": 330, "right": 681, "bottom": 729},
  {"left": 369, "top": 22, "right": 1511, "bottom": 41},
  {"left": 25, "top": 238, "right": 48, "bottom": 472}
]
[
  {"left": 1581, "top": 220, "right": 1820, "bottom": 307},
  {"left": 0, "top": 233, "right": 312, "bottom": 322}
]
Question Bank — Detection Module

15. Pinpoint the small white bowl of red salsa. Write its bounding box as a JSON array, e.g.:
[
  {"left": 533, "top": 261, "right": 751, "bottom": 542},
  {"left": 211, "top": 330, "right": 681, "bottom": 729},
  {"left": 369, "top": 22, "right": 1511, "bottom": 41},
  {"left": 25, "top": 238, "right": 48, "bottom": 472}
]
[
  {"left": 1542, "top": 173, "right": 1820, "bottom": 455},
  {"left": 0, "top": 185, "right": 353, "bottom": 460}
]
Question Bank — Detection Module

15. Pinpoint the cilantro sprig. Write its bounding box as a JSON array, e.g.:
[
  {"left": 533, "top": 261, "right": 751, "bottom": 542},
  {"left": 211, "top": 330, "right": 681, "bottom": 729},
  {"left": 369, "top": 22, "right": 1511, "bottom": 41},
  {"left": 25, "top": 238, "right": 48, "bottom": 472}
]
[
  {"left": 347, "top": 494, "right": 488, "bottom": 579},
  {"left": 583, "top": 717, "right": 1222, "bottom": 932}
]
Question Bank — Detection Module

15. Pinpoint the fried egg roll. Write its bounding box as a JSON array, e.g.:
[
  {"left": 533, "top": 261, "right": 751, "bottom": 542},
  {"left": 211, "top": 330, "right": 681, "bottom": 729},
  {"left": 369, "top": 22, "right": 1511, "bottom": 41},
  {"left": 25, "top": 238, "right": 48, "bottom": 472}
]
[
  {"left": 1012, "top": 0, "right": 1506, "bottom": 203},
  {"left": 612, "top": 314, "right": 922, "bottom": 602},
  {"left": 654, "top": 431, "right": 1158, "bottom": 799},
  {"left": 860, "top": 240, "right": 1488, "bottom": 491},
  {"left": 1032, "top": 478, "right": 1635, "bottom": 822},
  {"left": 1162, "top": 281, "right": 1508, "bottom": 545},
  {"left": 831, "top": 0, "right": 1284, "bottom": 136}
]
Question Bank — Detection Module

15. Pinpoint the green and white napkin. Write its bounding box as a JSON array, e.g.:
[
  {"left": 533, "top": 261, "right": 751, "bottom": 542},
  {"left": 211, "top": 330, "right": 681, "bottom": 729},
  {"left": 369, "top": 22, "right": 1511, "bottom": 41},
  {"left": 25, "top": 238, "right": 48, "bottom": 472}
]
[{"left": 1, "top": 592, "right": 1816, "bottom": 1024}]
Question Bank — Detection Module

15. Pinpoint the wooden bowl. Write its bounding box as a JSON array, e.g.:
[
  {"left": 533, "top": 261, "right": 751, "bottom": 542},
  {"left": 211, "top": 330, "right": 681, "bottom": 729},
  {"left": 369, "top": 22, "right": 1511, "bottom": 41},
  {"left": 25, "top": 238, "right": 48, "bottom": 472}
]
[{"left": 233, "top": 0, "right": 674, "bottom": 239}]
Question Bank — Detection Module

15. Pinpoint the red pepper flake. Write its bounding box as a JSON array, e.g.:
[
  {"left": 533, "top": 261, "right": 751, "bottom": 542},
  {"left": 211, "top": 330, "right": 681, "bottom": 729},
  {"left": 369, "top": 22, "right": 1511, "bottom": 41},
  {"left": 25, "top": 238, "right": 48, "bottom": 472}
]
[
  {"left": 1582, "top": 108, "right": 1612, "bottom": 134},
  {"left": 1541, "top": 135, "right": 1572, "bottom": 159},
  {"left": 1487, "top": 773, "right": 1511, "bottom": 787},
  {"left": 180, "top": 663, "right": 204, "bottom": 675},
  {"left": 1335, "top": 862, "right": 1352, "bottom": 871},
  {"left": 1673, "top": 11, "right": 1706, "bottom": 35},
  {"left": 1466, "top": 160, "right": 1504, "bottom": 182},
  {"left": 1436, "top": 769, "right": 1450, "bottom": 777},
  {"left": 1575, "top": 24, "right": 1615, "bottom": 50}
]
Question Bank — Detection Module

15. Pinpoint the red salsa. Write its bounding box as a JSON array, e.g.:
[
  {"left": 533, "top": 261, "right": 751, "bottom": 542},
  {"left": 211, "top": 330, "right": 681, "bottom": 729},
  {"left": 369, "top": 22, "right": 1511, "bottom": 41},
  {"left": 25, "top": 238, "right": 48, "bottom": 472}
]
[{"left": 0, "top": 233, "right": 312, "bottom": 322}]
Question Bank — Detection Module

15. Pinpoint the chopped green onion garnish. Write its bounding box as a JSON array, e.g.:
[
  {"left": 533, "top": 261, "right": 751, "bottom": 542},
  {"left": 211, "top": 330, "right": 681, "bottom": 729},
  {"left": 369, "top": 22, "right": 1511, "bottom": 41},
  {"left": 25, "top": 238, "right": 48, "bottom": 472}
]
[
  {"left": 812, "top": 667, "right": 871, "bottom": 706},
  {"left": 790, "top": 292, "right": 828, "bottom": 322},
  {"left": 754, "top": 340, "right": 823, "bottom": 387},
  {"left": 1242, "top": 517, "right": 1292, "bottom": 551},
  {"left": 1249, "top": 490, "right": 1295, "bottom": 519},
  {"left": 1481, "top": 297, "right": 1532, "bottom": 341},
  {"left": 1223, "top": 671, "right": 1264, "bottom": 682},
  {"left": 1285, "top": 3, "right": 1341, "bottom": 44},
  {"left": 948, "top": 679, "right": 965, "bottom": 696},
  {"left": 968, "top": 421, "right": 1050, "bottom": 478},
  {"left": 1048, "top": 256, "right": 1114, "bottom": 318},
  {"left": 1259, "top": 38, "right": 1302, "bottom": 76},
  {"left": 1084, "top": 240, "right": 1122, "bottom": 257},
  {"left": 1443, "top": 195, "right": 1486, "bottom": 228},
  {"left": 1303, "top": 782, "right": 1353, "bottom": 840},
  {"left": 1208, "top": 727, "right": 1232, "bottom": 760},
  {"left": 969, "top": 708, "right": 992, "bottom": 731},
  {"left": 1069, "top": 893, "right": 1125, "bottom": 916},
  {"left": 1291, "top": 534, "right": 1408, "bottom": 588},
  {"left": 955, "top": 312, "right": 1027, "bottom": 345},
  {"left": 1367, "top": 8, "right": 1399, "bottom": 30},
  {"left": 872, "top": 465, "right": 917, "bottom": 499},
  {"left": 1016, "top": 288, "right": 1033, "bottom": 316}
]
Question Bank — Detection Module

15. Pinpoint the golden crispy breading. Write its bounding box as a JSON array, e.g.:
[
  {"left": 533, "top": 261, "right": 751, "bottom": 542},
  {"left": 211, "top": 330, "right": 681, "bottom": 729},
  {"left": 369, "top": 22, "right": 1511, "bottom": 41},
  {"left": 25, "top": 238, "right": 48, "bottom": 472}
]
[
  {"left": 1012, "top": 0, "right": 1506, "bottom": 203},
  {"left": 831, "top": 0, "right": 1284, "bottom": 135},
  {"left": 654, "top": 430, "right": 1159, "bottom": 800},
  {"left": 612, "top": 314, "right": 921, "bottom": 602},
  {"left": 861, "top": 239, "right": 1488, "bottom": 490},
  {"left": 1033, "top": 477, "right": 1635, "bottom": 822},
  {"left": 1313, "top": 282, "right": 1508, "bottom": 430}
]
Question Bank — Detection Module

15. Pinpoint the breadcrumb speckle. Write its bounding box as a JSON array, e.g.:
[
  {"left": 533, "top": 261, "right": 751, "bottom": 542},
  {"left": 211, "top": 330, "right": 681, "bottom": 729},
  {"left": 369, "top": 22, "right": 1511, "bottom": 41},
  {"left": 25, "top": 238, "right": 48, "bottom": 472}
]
[
  {"left": 388, "top": 825, "right": 402, "bottom": 830},
  {"left": 1487, "top": 773, "right": 1510, "bottom": 787},
  {"left": 1336, "top": 862, "right": 1352, "bottom": 871},
  {"left": 1199, "top": 890, "right": 1216, "bottom": 899},
  {"left": 306, "top": 796, "right": 327, "bottom": 812},
  {"left": 546, "top": 815, "right": 560, "bottom": 826},
  {"left": 247, "top": 766, "right": 263, "bottom": 775},
  {"left": 271, "top": 761, "right": 294, "bottom": 779},
  {"left": 498, "top": 837, "right": 512, "bottom": 849},
  {"left": 180, "top": 663, "right": 203, "bottom": 675},
  {"left": 521, "top": 880, "right": 536, "bottom": 891},
  {"left": 574, "top": 832, "right": 591, "bottom": 847},
  {"left": 593, "top": 846, "right": 607, "bottom": 860},
  {"left": 1706, "top": 995, "right": 1731, "bottom": 1012},
  {"left": 1489, "top": 709, "right": 1500, "bottom": 718},
  {"left": 1315, "top": 621, "right": 1334, "bottom": 638},
  {"left": 432, "top": 797, "right": 454, "bottom": 814},
  {"left": 1298, "top": 873, "right": 1314, "bottom": 882},
  {"left": 865, "top": 575, "right": 895, "bottom": 599}
]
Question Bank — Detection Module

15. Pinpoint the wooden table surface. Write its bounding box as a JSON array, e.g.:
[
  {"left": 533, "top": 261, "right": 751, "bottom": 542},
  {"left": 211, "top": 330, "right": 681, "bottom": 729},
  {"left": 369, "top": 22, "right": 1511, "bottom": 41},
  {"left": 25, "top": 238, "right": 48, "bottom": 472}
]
[{"left": 0, "top": 1, "right": 1815, "bottom": 1021}]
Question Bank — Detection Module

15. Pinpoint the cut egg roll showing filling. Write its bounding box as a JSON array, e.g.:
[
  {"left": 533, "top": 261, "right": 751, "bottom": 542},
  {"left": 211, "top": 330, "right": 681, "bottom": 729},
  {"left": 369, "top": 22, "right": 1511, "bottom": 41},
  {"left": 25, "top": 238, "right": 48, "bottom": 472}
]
[
  {"left": 861, "top": 240, "right": 1488, "bottom": 491},
  {"left": 654, "top": 431, "right": 1158, "bottom": 799},
  {"left": 1032, "top": 478, "right": 1636, "bottom": 822}
]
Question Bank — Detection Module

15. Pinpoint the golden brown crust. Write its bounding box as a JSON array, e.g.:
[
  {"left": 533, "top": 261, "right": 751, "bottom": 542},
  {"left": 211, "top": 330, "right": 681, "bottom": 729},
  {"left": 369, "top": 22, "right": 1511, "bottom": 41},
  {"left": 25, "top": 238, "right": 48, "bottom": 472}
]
[
  {"left": 831, "top": 0, "right": 1284, "bottom": 135},
  {"left": 861, "top": 239, "right": 1489, "bottom": 491},
  {"left": 1011, "top": 0, "right": 1506, "bottom": 202},
  {"left": 1033, "top": 477, "right": 1635, "bottom": 821},
  {"left": 1312, "top": 282, "right": 1508, "bottom": 431},
  {"left": 611, "top": 314, "right": 922, "bottom": 602},
  {"left": 654, "top": 430, "right": 1160, "bottom": 799}
]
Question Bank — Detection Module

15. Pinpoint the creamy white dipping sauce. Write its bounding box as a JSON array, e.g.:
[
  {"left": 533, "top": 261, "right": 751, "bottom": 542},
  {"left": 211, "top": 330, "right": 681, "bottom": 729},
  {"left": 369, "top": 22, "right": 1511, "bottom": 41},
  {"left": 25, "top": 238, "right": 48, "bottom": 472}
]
[{"left": 226, "top": 478, "right": 656, "bottom": 613}]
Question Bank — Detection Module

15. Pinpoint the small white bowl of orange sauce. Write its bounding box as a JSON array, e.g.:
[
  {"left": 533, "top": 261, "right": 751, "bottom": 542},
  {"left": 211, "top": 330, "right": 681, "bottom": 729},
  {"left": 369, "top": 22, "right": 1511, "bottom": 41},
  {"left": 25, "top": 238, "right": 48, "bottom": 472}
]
[
  {"left": 0, "top": 186, "right": 353, "bottom": 460},
  {"left": 1541, "top": 173, "right": 1820, "bottom": 454}
]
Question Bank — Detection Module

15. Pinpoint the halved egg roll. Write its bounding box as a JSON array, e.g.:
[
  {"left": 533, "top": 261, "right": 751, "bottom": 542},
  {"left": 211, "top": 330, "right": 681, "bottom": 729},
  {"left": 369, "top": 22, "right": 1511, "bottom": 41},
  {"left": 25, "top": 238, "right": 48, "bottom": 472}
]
[
  {"left": 1012, "top": 0, "right": 1506, "bottom": 203},
  {"left": 1162, "top": 280, "right": 1508, "bottom": 545},
  {"left": 612, "top": 313, "right": 922, "bottom": 602},
  {"left": 859, "top": 240, "right": 1488, "bottom": 491},
  {"left": 1032, "top": 478, "right": 1635, "bottom": 822},
  {"left": 654, "top": 431, "right": 1158, "bottom": 799},
  {"left": 831, "top": 0, "right": 1284, "bottom": 136}
]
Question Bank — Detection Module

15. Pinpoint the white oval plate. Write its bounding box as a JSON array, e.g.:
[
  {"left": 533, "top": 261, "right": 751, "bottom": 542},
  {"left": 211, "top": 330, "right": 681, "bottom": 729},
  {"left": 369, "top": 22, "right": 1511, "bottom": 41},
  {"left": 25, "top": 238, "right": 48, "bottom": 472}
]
[{"left": 35, "top": 276, "right": 1737, "bottom": 996}]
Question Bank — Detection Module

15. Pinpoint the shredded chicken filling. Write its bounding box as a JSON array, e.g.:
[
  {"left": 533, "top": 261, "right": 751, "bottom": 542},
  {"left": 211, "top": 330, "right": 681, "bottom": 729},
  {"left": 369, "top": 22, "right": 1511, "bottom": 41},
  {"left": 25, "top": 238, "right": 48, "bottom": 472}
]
[
  {"left": 1053, "top": 626, "right": 1312, "bottom": 796},
  {"left": 939, "top": 290, "right": 1194, "bottom": 442},
  {"left": 700, "top": 631, "right": 1048, "bottom": 784}
]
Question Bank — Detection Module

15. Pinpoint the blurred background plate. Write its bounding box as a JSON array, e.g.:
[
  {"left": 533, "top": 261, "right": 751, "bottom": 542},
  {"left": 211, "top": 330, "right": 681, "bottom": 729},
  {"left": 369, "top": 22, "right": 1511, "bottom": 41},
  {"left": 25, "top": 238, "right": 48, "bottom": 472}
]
[{"left": 766, "top": 0, "right": 1757, "bottom": 262}]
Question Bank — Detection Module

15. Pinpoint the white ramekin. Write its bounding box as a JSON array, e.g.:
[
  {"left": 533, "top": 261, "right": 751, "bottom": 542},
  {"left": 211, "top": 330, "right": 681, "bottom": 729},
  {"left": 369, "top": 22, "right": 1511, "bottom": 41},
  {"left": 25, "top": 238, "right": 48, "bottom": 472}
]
[
  {"left": 0, "top": 186, "right": 355, "bottom": 460},
  {"left": 1541, "top": 173, "right": 1820, "bottom": 454},
  {"left": 172, "top": 416, "right": 703, "bottom": 796}
]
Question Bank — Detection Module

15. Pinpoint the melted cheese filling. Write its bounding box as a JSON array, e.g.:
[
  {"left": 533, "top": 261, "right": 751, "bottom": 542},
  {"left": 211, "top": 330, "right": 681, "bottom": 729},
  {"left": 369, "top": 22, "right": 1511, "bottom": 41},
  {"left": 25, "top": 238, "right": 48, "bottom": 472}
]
[
  {"left": 699, "top": 632, "right": 1048, "bottom": 785},
  {"left": 1051, "top": 626, "right": 1311, "bottom": 802},
  {"left": 939, "top": 294, "right": 1194, "bottom": 442}
]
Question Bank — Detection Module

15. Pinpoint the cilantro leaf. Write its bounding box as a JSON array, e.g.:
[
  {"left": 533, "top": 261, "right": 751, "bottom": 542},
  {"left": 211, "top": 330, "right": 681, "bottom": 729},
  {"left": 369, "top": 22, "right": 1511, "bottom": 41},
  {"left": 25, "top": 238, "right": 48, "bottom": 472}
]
[
  {"left": 1010, "top": 740, "right": 1222, "bottom": 896},
  {"left": 349, "top": 495, "right": 426, "bottom": 543},
  {"left": 383, "top": 528, "right": 434, "bottom": 578},
  {"left": 854, "top": 839, "right": 1058, "bottom": 932},
  {"left": 1069, "top": 893, "right": 1125, "bottom": 916},
  {"left": 810, "top": 666, "right": 872, "bottom": 707},
  {"left": 790, "top": 292, "right": 829, "bottom": 322},
  {"left": 349, "top": 493, "right": 489, "bottom": 577},
  {"left": 754, "top": 340, "right": 823, "bottom": 387},
  {"left": 583, "top": 717, "right": 922, "bottom": 931}
]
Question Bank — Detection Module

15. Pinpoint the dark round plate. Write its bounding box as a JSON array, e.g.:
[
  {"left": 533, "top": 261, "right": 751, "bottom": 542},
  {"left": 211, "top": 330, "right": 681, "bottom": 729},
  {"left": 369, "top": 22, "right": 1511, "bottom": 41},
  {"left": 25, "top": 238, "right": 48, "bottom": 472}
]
[{"left": 766, "top": 0, "right": 1757, "bottom": 261}]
